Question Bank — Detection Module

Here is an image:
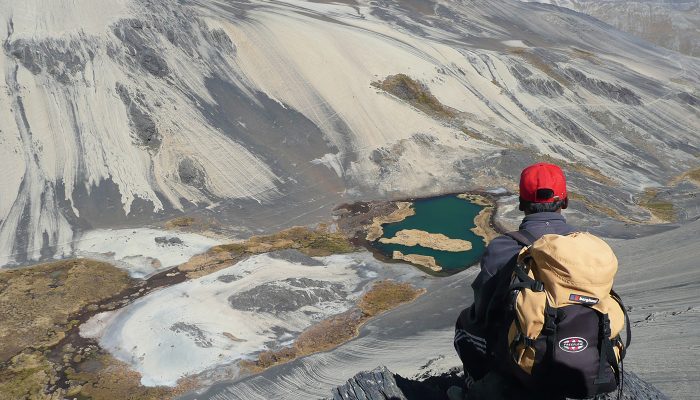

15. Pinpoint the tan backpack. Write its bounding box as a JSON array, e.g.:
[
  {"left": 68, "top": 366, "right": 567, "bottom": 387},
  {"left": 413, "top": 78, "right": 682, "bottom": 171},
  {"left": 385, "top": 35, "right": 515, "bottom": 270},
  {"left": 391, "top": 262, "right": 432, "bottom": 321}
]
[{"left": 498, "top": 232, "right": 631, "bottom": 398}]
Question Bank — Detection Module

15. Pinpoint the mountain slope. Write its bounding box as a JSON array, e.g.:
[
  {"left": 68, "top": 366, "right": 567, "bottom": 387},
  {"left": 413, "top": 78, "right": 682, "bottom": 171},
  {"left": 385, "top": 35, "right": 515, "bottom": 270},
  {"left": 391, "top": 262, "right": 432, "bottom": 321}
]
[
  {"left": 521, "top": 0, "right": 700, "bottom": 57},
  {"left": 1, "top": 0, "right": 699, "bottom": 265}
]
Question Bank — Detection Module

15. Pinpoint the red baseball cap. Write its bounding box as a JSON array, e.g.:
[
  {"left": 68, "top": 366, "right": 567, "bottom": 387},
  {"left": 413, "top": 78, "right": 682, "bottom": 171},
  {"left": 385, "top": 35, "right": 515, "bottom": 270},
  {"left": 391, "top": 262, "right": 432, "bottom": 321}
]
[{"left": 519, "top": 162, "right": 567, "bottom": 203}]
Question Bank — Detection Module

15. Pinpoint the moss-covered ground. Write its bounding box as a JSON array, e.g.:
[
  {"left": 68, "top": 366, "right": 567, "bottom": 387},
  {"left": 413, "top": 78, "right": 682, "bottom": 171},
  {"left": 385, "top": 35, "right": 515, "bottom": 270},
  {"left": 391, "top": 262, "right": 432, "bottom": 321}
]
[
  {"left": 179, "top": 226, "right": 356, "bottom": 278},
  {"left": 372, "top": 74, "right": 456, "bottom": 119},
  {"left": 0, "top": 259, "right": 196, "bottom": 399},
  {"left": 639, "top": 188, "right": 676, "bottom": 222}
]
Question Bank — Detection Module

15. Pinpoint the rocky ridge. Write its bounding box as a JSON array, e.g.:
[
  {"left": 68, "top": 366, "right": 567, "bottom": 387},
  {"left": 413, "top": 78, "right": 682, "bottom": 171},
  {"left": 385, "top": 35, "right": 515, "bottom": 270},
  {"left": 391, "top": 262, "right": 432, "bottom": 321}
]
[{"left": 328, "top": 366, "right": 668, "bottom": 400}]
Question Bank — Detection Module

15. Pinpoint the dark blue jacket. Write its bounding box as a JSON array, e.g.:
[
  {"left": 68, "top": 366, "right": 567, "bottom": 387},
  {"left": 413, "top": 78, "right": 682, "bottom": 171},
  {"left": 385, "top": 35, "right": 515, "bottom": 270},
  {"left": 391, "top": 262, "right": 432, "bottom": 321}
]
[{"left": 471, "top": 212, "right": 577, "bottom": 322}]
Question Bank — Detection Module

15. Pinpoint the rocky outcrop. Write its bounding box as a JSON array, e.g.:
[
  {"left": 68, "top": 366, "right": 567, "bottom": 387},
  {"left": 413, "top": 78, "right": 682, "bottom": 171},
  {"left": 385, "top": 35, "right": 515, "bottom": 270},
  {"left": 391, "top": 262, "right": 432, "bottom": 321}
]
[
  {"left": 366, "top": 202, "right": 416, "bottom": 241},
  {"left": 329, "top": 366, "right": 668, "bottom": 400},
  {"left": 392, "top": 251, "right": 441, "bottom": 272}
]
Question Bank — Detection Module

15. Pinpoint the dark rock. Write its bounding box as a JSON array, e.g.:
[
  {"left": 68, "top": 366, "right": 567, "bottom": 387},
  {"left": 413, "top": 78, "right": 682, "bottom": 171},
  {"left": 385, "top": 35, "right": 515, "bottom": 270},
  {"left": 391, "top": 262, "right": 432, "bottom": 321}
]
[
  {"left": 329, "top": 366, "right": 668, "bottom": 400},
  {"left": 154, "top": 236, "right": 183, "bottom": 246},
  {"left": 267, "top": 249, "right": 325, "bottom": 266},
  {"left": 170, "top": 322, "right": 212, "bottom": 348},
  {"left": 114, "top": 83, "right": 161, "bottom": 150},
  {"left": 6, "top": 38, "right": 94, "bottom": 83},
  {"left": 510, "top": 65, "right": 564, "bottom": 98},
  {"left": 228, "top": 278, "right": 346, "bottom": 313},
  {"left": 330, "top": 366, "right": 408, "bottom": 400},
  {"left": 563, "top": 68, "right": 641, "bottom": 105},
  {"left": 217, "top": 274, "right": 244, "bottom": 283},
  {"left": 112, "top": 19, "right": 170, "bottom": 77},
  {"left": 178, "top": 158, "right": 207, "bottom": 189},
  {"left": 539, "top": 110, "right": 596, "bottom": 146},
  {"left": 677, "top": 92, "right": 698, "bottom": 106}
]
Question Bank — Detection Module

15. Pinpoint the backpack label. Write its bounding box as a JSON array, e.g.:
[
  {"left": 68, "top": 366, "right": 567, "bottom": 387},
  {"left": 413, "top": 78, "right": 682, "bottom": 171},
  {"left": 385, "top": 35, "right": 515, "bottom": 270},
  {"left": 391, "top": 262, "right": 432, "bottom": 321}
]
[
  {"left": 569, "top": 293, "right": 599, "bottom": 305},
  {"left": 559, "top": 337, "right": 588, "bottom": 353}
]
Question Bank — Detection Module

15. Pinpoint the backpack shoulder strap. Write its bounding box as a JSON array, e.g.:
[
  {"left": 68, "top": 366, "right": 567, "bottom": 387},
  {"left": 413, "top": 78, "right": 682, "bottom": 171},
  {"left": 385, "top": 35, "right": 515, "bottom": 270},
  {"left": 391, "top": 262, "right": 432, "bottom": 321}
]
[{"left": 504, "top": 229, "right": 537, "bottom": 247}]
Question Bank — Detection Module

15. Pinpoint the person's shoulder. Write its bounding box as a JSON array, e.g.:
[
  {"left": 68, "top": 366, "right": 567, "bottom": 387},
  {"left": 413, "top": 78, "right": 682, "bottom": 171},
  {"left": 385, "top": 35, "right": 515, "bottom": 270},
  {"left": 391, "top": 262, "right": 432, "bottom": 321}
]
[{"left": 484, "top": 234, "right": 521, "bottom": 252}]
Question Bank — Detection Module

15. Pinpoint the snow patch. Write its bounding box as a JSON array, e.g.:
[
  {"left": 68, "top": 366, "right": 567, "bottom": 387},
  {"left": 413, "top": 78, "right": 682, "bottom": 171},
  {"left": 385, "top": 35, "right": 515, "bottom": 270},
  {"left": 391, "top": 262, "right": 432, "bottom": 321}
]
[
  {"left": 75, "top": 228, "right": 221, "bottom": 278},
  {"left": 81, "top": 252, "right": 384, "bottom": 386}
]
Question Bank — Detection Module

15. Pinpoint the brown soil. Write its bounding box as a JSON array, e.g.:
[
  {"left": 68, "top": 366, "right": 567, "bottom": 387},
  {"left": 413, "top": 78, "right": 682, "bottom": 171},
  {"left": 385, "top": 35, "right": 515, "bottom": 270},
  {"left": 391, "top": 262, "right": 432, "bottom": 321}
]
[
  {"left": 669, "top": 166, "right": 700, "bottom": 187},
  {"left": 0, "top": 259, "right": 192, "bottom": 400}
]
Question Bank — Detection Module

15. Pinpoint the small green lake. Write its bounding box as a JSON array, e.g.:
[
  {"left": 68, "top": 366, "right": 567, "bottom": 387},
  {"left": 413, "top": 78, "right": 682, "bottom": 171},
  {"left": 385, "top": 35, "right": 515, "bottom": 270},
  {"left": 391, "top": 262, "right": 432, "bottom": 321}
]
[{"left": 370, "top": 195, "right": 487, "bottom": 272}]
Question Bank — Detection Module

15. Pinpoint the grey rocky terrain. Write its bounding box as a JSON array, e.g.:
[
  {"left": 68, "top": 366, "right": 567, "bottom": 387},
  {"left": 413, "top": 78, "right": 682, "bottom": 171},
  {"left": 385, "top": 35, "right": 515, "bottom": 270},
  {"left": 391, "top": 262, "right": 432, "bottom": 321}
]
[{"left": 0, "top": 0, "right": 698, "bottom": 398}]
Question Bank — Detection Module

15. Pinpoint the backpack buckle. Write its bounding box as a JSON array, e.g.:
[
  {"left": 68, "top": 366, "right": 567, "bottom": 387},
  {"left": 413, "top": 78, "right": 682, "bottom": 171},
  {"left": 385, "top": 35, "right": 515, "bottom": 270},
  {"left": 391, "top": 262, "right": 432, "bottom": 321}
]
[{"left": 532, "top": 281, "right": 545, "bottom": 292}]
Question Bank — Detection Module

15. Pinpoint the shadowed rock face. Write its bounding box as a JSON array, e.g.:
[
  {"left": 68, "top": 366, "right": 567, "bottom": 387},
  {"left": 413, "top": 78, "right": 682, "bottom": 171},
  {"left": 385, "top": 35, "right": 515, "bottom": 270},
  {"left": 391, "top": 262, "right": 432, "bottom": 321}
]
[
  {"left": 509, "top": 65, "right": 564, "bottom": 98},
  {"left": 228, "top": 278, "right": 347, "bottom": 313},
  {"left": 6, "top": 38, "right": 95, "bottom": 84},
  {"left": 562, "top": 68, "right": 642, "bottom": 105},
  {"left": 178, "top": 158, "right": 208, "bottom": 191},
  {"left": 115, "top": 83, "right": 161, "bottom": 150},
  {"left": 112, "top": 19, "right": 170, "bottom": 77},
  {"left": 328, "top": 366, "right": 668, "bottom": 400}
]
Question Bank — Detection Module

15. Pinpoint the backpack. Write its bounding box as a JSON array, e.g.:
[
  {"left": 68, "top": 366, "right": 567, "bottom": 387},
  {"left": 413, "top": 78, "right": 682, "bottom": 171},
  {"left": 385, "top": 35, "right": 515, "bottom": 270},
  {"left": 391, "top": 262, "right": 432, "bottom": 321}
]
[{"left": 495, "top": 231, "right": 631, "bottom": 399}]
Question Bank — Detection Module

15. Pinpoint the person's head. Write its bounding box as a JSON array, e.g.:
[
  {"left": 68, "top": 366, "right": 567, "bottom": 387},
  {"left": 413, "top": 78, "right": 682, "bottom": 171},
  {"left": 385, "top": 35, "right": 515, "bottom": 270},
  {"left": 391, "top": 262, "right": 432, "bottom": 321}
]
[{"left": 518, "top": 162, "right": 568, "bottom": 215}]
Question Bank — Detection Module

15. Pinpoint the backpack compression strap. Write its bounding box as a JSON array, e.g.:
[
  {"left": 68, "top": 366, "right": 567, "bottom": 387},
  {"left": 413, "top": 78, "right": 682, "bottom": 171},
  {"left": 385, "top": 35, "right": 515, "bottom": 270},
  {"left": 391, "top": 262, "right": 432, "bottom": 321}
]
[
  {"left": 594, "top": 291, "right": 632, "bottom": 389},
  {"left": 611, "top": 290, "right": 632, "bottom": 359},
  {"left": 505, "top": 230, "right": 546, "bottom": 292}
]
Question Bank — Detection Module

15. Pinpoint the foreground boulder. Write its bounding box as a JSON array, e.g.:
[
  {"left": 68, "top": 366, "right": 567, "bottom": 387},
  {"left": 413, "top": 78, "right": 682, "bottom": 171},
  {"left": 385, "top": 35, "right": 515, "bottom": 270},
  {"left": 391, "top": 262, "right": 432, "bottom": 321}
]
[{"left": 329, "top": 366, "right": 668, "bottom": 400}]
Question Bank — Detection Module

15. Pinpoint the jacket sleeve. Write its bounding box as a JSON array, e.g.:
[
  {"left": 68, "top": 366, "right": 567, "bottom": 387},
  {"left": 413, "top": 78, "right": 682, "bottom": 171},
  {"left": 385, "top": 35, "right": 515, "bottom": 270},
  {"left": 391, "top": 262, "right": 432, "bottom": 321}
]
[{"left": 470, "top": 236, "right": 521, "bottom": 322}]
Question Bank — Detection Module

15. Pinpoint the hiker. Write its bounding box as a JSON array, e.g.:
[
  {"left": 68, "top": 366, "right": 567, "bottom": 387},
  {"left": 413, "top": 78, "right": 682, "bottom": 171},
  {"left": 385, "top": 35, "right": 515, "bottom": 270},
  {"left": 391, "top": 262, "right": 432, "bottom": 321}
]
[{"left": 449, "top": 162, "right": 629, "bottom": 400}]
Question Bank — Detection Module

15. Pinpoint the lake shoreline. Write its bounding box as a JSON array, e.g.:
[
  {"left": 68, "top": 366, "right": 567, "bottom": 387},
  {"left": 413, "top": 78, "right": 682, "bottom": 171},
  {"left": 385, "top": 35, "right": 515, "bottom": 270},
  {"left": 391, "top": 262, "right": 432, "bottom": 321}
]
[{"left": 335, "top": 190, "right": 506, "bottom": 275}]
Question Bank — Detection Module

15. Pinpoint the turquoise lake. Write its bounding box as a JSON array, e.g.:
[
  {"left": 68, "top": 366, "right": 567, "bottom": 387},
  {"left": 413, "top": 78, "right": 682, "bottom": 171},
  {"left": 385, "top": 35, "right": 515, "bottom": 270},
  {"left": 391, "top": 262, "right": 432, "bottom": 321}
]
[{"left": 370, "top": 195, "right": 487, "bottom": 272}]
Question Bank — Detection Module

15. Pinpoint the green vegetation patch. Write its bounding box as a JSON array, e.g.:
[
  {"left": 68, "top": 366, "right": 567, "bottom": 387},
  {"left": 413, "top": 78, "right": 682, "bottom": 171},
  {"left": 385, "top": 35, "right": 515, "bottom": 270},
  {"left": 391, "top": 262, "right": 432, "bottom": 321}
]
[
  {"left": 372, "top": 74, "right": 456, "bottom": 119},
  {"left": 65, "top": 353, "right": 196, "bottom": 400},
  {"left": 639, "top": 188, "right": 676, "bottom": 222},
  {"left": 0, "top": 259, "right": 197, "bottom": 399},
  {"left": 0, "top": 259, "right": 132, "bottom": 363},
  {"left": 0, "top": 349, "right": 194, "bottom": 400},
  {"left": 0, "top": 352, "right": 57, "bottom": 400},
  {"left": 358, "top": 280, "right": 424, "bottom": 317},
  {"left": 165, "top": 216, "right": 196, "bottom": 229},
  {"left": 180, "top": 226, "right": 356, "bottom": 278},
  {"left": 670, "top": 167, "right": 700, "bottom": 186}
]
